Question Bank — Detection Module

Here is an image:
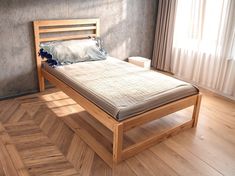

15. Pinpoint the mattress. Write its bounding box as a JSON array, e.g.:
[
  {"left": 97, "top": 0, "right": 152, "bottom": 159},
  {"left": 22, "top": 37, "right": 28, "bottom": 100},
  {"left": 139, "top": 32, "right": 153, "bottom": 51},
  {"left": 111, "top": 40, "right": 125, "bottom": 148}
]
[{"left": 43, "top": 57, "right": 198, "bottom": 121}]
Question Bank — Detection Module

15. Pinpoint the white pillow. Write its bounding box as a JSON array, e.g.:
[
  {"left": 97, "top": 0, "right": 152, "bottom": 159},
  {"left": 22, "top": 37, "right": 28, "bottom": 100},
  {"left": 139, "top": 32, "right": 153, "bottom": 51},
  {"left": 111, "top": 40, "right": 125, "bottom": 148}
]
[{"left": 40, "top": 39, "right": 107, "bottom": 64}]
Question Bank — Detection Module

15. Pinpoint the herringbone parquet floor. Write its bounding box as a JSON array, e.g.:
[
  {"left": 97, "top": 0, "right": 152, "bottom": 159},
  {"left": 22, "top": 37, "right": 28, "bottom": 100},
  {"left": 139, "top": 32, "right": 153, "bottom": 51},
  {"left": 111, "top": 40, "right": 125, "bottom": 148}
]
[{"left": 0, "top": 88, "right": 234, "bottom": 176}]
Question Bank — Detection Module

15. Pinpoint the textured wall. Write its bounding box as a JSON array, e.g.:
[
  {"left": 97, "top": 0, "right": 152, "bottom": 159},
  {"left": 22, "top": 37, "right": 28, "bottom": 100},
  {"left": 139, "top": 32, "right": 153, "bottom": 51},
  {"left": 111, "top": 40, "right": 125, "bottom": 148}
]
[{"left": 0, "top": 0, "right": 157, "bottom": 99}]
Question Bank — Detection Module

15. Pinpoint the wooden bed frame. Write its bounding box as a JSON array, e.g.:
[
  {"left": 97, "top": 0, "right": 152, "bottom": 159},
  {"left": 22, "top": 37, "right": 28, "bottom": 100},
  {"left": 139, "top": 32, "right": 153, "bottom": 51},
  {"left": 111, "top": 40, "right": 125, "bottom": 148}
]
[{"left": 33, "top": 18, "right": 202, "bottom": 168}]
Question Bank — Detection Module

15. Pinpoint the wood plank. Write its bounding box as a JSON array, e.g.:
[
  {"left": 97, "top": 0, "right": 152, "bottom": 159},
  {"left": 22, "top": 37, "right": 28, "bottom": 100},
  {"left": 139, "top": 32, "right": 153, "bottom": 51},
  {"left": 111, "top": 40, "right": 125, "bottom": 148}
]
[
  {"left": 20, "top": 146, "right": 65, "bottom": 166},
  {"left": 27, "top": 161, "right": 78, "bottom": 176},
  {"left": 39, "top": 34, "right": 97, "bottom": 42},
  {"left": 113, "top": 124, "right": 123, "bottom": 163},
  {"left": 125, "top": 157, "right": 156, "bottom": 176},
  {"left": 0, "top": 124, "right": 19, "bottom": 176},
  {"left": 33, "top": 21, "right": 45, "bottom": 91},
  {"left": 123, "top": 95, "right": 197, "bottom": 131},
  {"left": 0, "top": 123, "right": 29, "bottom": 176},
  {"left": 39, "top": 26, "right": 96, "bottom": 33},
  {"left": 0, "top": 157, "right": 6, "bottom": 176},
  {"left": 35, "top": 19, "right": 99, "bottom": 27},
  {"left": 0, "top": 140, "right": 19, "bottom": 176},
  {"left": 172, "top": 121, "right": 235, "bottom": 175},
  {"left": 163, "top": 139, "right": 223, "bottom": 176},
  {"left": 96, "top": 20, "right": 100, "bottom": 37},
  {"left": 112, "top": 162, "right": 137, "bottom": 176},
  {"left": 0, "top": 99, "right": 15, "bottom": 121},
  {"left": 0, "top": 100, "right": 20, "bottom": 123},
  {"left": 66, "top": 135, "right": 94, "bottom": 175},
  {"left": 133, "top": 150, "right": 178, "bottom": 176},
  {"left": 192, "top": 94, "right": 202, "bottom": 127},
  {"left": 4, "top": 145, "right": 30, "bottom": 176},
  {"left": 90, "top": 155, "right": 112, "bottom": 176},
  {"left": 151, "top": 142, "right": 210, "bottom": 176}
]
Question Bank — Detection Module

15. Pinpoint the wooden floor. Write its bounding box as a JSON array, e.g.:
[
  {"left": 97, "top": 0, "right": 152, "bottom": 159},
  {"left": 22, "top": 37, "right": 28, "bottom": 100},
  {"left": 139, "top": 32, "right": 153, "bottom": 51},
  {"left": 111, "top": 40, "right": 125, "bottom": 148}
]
[{"left": 0, "top": 88, "right": 234, "bottom": 176}]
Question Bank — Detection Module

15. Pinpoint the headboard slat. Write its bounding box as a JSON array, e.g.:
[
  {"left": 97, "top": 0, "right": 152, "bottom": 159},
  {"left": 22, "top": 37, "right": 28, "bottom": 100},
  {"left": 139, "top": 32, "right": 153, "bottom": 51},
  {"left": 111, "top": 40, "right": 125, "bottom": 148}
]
[
  {"left": 35, "top": 19, "right": 98, "bottom": 27},
  {"left": 39, "top": 34, "right": 97, "bottom": 42},
  {"left": 39, "top": 26, "right": 97, "bottom": 34}
]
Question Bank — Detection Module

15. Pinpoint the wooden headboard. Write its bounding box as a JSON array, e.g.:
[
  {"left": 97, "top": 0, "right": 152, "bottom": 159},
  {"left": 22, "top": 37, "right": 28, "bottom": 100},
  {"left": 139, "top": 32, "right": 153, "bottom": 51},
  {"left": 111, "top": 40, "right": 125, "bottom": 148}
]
[{"left": 33, "top": 18, "right": 100, "bottom": 91}]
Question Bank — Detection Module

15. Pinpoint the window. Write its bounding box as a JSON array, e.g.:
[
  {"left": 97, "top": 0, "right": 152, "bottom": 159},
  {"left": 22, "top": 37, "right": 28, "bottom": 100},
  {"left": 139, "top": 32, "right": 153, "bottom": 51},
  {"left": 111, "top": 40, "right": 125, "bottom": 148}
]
[{"left": 173, "top": 0, "right": 235, "bottom": 59}]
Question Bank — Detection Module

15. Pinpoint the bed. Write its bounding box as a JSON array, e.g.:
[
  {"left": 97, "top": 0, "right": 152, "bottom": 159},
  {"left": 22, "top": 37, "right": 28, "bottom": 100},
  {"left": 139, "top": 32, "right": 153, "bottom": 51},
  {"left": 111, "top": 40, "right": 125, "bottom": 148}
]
[{"left": 33, "top": 19, "right": 202, "bottom": 167}]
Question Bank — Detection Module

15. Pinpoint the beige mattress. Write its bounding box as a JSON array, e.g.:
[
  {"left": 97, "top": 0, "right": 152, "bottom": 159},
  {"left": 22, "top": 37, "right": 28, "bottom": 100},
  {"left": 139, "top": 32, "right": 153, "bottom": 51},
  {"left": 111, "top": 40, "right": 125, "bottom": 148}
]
[{"left": 43, "top": 57, "right": 198, "bottom": 121}]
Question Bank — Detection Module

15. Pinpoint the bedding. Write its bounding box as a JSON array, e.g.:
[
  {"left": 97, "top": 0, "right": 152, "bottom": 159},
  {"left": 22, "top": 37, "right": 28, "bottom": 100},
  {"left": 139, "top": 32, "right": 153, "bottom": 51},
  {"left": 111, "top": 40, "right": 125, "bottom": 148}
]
[
  {"left": 43, "top": 57, "right": 198, "bottom": 121},
  {"left": 39, "top": 38, "right": 107, "bottom": 66}
]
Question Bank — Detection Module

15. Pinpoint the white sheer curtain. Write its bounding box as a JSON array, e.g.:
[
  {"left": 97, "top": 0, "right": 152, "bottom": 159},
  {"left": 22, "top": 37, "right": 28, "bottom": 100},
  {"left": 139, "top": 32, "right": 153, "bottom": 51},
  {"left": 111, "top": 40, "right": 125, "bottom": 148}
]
[{"left": 171, "top": 0, "right": 235, "bottom": 100}]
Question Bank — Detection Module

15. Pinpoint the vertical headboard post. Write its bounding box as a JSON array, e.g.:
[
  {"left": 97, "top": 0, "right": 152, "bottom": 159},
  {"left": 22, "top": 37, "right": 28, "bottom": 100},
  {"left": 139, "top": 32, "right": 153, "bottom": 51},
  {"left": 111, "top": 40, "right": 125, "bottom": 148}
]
[
  {"left": 33, "top": 21, "right": 45, "bottom": 91},
  {"left": 33, "top": 18, "right": 100, "bottom": 92},
  {"left": 96, "top": 19, "right": 100, "bottom": 37}
]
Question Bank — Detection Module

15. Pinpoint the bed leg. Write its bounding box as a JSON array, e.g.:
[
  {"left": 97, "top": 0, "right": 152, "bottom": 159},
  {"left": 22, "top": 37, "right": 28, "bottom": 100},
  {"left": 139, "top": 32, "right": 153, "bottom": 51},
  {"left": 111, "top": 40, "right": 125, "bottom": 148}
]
[
  {"left": 113, "top": 123, "right": 124, "bottom": 164},
  {"left": 192, "top": 94, "right": 202, "bottom": 127},
  {"left": 38, "top": 74, "right": 45, "bottom": 92}
]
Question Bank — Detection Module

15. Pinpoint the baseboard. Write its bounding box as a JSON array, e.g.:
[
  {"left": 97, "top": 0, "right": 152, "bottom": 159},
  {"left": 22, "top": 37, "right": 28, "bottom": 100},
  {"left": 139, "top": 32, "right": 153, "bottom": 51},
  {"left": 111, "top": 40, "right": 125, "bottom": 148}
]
[
  {"left": 0, "top": 84, "right": 55, "bottom": 101},
  {"left": 173, "top": 75, "right": 235, "bottom": 102}
]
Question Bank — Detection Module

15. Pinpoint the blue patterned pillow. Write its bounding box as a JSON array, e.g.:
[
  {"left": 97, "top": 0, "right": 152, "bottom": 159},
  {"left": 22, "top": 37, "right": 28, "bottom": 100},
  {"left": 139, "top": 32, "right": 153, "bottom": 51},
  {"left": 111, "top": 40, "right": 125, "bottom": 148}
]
[{"left": 38, "top": 48, "right": 59, "bottom": 66}]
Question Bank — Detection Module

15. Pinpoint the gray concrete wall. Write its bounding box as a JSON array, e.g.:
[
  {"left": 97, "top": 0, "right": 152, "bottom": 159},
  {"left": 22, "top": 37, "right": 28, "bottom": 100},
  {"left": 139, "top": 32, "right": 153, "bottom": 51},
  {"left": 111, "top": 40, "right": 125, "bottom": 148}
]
[{"left": 0, "top": 0, "right": 157, "bottom": 99}]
